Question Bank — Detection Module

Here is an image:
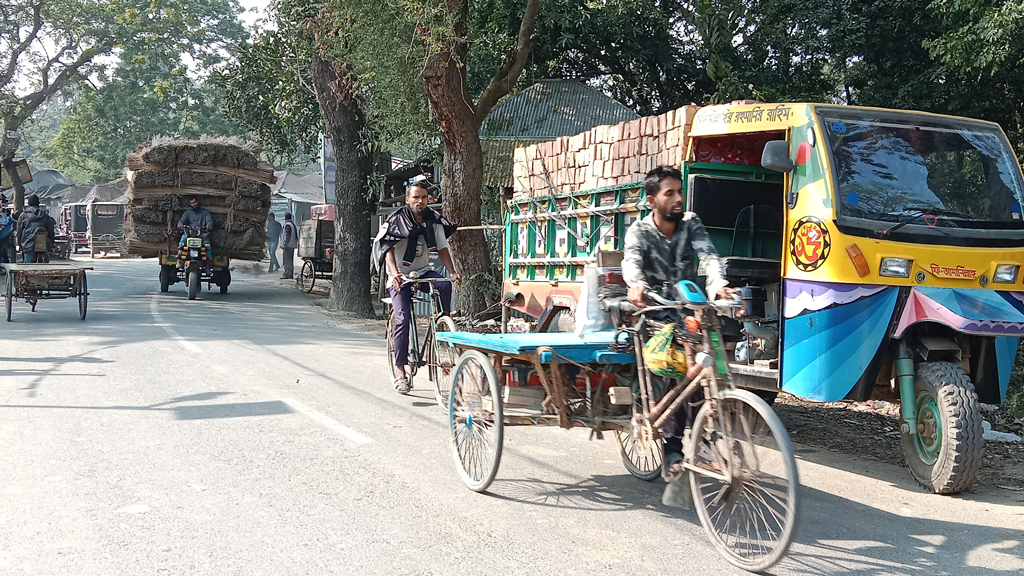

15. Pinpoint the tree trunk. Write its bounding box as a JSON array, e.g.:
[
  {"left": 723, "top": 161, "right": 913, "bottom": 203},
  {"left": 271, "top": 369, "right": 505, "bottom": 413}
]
[
  {"left": 1, "top": 121, "right": 26, "bottom": 212},
  {"left": 419, "top": 0, "right": 540, "bottom": 315},
  {"left": 310, "top": 56, "right": 375, "bottom": 318},
  {"left": 442, "top": 125, "right": 492, "bottom": 314}
]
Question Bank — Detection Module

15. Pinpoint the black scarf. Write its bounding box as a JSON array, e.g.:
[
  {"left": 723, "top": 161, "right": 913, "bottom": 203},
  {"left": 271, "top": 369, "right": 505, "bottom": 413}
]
[{"left": 376, "top": 206, "right": 458, "bottom": 268}]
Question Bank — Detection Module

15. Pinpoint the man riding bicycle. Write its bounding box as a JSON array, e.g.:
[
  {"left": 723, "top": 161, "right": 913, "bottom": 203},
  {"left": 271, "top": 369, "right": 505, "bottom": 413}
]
[
  {"left": 374, "top": 182, "right": 460, "bottom": 394},
  {"left": 622, "top": 165, "right": 736, "bottom": 507}
]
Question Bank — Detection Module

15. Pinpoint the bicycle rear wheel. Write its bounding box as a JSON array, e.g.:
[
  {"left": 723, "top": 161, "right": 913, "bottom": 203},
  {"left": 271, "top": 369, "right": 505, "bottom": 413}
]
[
  {"left": 431, "top": 315, "right": 458, "bottom": 410},
  {"left": 688, "top": 389, "right": 799, "bottom": 573}
]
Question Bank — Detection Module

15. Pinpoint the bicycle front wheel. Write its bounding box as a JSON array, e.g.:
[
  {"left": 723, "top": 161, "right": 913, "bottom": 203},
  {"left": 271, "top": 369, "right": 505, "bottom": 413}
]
[{"left": 688, "top": 388, "right": 799, "bottom": 573}]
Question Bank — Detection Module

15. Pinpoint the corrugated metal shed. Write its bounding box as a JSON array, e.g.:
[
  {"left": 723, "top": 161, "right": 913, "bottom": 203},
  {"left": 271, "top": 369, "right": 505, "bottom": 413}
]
[{"left": 480, "top": 79, "right": 640, "bottom": 141}]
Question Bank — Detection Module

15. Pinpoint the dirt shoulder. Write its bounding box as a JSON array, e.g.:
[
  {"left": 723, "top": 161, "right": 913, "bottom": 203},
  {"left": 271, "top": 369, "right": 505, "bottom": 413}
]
[{"left": 775, "top": 393, "right": 1024, "bottom": 491}]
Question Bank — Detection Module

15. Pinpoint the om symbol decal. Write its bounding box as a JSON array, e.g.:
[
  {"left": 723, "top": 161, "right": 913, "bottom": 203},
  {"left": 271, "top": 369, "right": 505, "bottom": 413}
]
[{"left": 790, "top": 216, "right": 831, "bottom": 272}]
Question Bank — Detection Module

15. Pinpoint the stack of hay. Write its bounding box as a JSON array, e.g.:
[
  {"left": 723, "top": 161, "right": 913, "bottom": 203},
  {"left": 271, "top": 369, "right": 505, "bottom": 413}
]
[{"left": 124, "top": 138, "right": 277, "bottom": 260}]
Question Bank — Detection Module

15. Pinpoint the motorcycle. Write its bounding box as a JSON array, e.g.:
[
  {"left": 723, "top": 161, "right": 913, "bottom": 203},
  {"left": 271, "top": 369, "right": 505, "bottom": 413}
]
[{"left": 158, "top": 226, "right": 231, "bottom": 299}]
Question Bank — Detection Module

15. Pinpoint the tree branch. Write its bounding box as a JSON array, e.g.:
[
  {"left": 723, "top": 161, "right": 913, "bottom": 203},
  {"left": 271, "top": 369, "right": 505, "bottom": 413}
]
[
  {"left": 15, "top": 40, "right": 113, "bottom": 126},
  {"left": 0, "top": 1, "right": 43, "bottom": 89},
  {"left": 474, "top": 0, "right": 539, "bottom": 124}
]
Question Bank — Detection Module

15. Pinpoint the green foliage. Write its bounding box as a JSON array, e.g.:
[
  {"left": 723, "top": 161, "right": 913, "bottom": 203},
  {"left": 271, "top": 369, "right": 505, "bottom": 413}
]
[
  {"left": 215, "top": 0, "right": 435, "bottom": 167},
  {"left": 43, "top": 78, "right": 242, "bottom": 183},
  {"left": 2, "top": 0, "right": 248, "bottom": 139},
  {"left": 24, "top": 0, "right": 248, "bottom": 182},
  {"left": 467, "top": 0, "right": 713, "bottom": 115},
  {"left": 927, "top": 0, "right": 1024, "bottom": 74}
]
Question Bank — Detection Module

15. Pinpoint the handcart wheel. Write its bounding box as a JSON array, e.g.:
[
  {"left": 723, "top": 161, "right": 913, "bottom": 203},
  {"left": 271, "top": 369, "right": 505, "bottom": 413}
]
[
  {"left": 78, "top": 272, "right": 88, "bottom": 320},
  {"left": 299, "top": 260, "right": 315, "bottom": 293},
  {"left": 430, "top": 315, "right": 458, "bottom": 410},
  {"left": 688, "top": 389, "right": 799, "bottom": 572},
  {"left": 386, "top": 312, "right": 413, "bottom": 390},
  {"left": 5, "top": 271, "right": 12, "bottom": 322},
  {"left": 448, "top": 349, "right": 504, "bottom": 492}
]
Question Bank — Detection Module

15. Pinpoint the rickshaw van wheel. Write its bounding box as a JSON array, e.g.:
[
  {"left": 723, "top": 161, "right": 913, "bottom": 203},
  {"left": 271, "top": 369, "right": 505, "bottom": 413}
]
[
  {"left": 900, "top": 361, "right": 984, "bottom": 494},
  {"left": 5, "top": 272, "right": 12, "bottom": 322}
]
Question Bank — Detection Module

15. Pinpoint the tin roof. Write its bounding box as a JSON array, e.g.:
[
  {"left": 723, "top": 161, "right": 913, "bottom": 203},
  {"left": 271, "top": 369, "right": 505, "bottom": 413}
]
[{"left": 480, "top": 80, "right": 639, "bottom": 140}]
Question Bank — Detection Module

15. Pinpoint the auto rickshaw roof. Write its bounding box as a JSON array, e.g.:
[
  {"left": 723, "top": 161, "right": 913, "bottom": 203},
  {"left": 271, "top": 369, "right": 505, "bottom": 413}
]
[{"left": 688, "top": 102, "right": 1005, "bottom": 138}]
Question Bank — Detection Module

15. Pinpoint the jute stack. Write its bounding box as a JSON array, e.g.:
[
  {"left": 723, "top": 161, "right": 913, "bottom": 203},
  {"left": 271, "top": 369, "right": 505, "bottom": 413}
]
[
  {"left": 512, "top": 105, "right": 701, "bottom": 197},
  {"left": 123, "top": 138, "right": 277, "bottom": 260}
]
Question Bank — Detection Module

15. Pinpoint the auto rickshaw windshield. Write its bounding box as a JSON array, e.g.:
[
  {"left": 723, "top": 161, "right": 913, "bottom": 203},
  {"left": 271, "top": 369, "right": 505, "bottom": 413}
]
[{"left": 819, "top": 109, "right": 1024, "bottom": 228}]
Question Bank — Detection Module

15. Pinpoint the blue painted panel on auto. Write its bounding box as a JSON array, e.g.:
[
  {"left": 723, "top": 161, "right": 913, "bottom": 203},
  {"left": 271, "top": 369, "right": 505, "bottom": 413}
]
[{"left": 782, "top": 287, "right": 900, "bottom": 401}]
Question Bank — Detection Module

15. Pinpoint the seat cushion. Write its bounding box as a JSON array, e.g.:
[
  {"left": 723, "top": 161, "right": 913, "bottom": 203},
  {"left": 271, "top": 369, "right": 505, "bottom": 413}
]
[{"left": 721, "top": 257, "right": 780, "bottom": 282}]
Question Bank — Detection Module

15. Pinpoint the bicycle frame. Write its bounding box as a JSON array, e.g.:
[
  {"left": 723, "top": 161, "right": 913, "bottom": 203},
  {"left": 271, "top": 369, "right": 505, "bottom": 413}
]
[
  {"left": 628, "top": 296, "right": 740, "bottom": 482},
  {"left": 401, "top": 277, "right": 449, "bottom": 378}
]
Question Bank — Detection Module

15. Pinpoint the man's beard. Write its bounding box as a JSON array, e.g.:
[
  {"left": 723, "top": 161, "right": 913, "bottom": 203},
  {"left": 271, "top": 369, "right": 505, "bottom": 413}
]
[
  {"left": 410, "top": 206, "right": 427, "bottom": 217},
  {"left": 659, "top": 207, "right": 684, "bottom": 222}
]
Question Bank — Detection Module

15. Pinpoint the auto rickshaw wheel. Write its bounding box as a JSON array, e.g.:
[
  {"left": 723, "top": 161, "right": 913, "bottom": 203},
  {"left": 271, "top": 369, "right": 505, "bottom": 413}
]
[{"left": 899, "top": 361, "right": 984, "bottom": 494}]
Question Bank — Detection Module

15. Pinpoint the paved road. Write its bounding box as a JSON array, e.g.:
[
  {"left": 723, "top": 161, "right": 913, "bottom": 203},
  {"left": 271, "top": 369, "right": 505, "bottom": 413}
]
[{"left": 1, "top": 258, "right": 1022, "bottom": 575}]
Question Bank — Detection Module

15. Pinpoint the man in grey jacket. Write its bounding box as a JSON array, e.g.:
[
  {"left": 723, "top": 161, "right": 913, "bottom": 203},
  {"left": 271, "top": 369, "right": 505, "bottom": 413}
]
[{"left": 622, "top": 165, "right": 736, "bottom": 508}]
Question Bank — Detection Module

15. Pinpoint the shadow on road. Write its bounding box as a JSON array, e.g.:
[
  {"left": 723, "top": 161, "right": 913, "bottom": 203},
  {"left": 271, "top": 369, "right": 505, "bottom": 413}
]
[{"left": 483, "top": 472, "right": 1022, "bottom": 575}]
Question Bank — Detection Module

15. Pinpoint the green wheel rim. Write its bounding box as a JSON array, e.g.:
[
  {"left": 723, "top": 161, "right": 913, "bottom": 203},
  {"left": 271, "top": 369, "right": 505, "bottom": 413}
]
[{"left": 913, "top": 390, "right": 942, "bottom": 465}]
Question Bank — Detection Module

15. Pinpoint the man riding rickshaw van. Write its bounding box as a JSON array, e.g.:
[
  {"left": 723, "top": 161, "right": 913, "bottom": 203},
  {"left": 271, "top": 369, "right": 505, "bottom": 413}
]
[{"left": 672, "top": 102, "right": 1024, "bottom": 494}]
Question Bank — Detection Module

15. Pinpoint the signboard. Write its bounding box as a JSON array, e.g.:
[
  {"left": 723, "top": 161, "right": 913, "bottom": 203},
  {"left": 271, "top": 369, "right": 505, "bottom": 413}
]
[
  {"left": 321, "top": 135, "right": 336, "bottom": 204},
  {"left": 0, "top": 159, "right": 32, "bottom": 190}
]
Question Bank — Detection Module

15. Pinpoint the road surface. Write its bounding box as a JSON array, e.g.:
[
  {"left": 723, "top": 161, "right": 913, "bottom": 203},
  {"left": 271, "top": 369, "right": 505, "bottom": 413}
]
[{"left": 1, "top": 258, "right": 1021, "bottom": 575}]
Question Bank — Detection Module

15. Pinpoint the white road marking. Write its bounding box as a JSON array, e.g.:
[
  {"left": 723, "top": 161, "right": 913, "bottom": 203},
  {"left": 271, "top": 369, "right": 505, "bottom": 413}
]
[
  {"left": 280, "top": 397, "right": 374, "bottom": 445},
  {"left": 149, "top": 295, "right": 202, "bottom": 352}
]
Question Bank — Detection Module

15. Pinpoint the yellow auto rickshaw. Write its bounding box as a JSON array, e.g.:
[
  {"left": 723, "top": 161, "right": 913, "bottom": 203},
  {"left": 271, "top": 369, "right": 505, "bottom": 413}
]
[{"left": 683, "top": 102, "right": 1024, "bottom": 494}]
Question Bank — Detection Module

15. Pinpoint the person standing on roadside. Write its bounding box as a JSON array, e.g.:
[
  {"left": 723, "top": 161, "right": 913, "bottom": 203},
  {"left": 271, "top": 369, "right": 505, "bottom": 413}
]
[
  {"left": 280, "top": 213, "right": 298, "bottom": 279},
  {"left": 0, "top": 207, "right": 13, "bottom": 266},
  {"left": 266, "top": 213, "right": 282, "bottom": 273}
]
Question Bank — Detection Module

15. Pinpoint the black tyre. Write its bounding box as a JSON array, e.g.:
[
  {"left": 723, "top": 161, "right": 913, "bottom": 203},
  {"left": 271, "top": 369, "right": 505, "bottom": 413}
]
[
  {"left": 689, "top": 389, "right": 799, "bottom": 572},
  {"left": 299, "top": 260, "right": 315, "bottom": 293},
  {"left": 5, "top": 271, "right": 12, "bottom": 322},
  {"left": 78, "top": 273, "right": 88, "bottom": 320},
  {"left": 448, "top": 349, "right": 504, "bottom": 492},
  {"left": 187, "top": 270, "right": 199, "bottom": 300},
  {"left": 544, "top": 309, "right": 575, "bottom": 333},
  {"left": 220, "top": 284, "right": 228, "bottom": 294},
  {"left": 900, "top": 361, "right": 984, "bottom": 494},
  {"left": 430, "top": 315, "right": 458, "bottom": 410},
  {"left": 159, "top": 266, "right": 170, "bottom": 292}
]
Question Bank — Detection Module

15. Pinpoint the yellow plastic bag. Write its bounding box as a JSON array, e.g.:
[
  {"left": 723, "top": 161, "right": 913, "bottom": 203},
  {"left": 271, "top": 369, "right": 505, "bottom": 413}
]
[{"left": 643, "top": 323, "right": 689, "bottom": 379}]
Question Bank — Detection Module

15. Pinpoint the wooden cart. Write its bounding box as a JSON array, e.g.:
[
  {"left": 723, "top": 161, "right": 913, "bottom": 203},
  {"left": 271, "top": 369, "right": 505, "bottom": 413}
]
[
  {"left": 1, "top": 263, "right": 91, "bottom": 321},
  {"left": 297, "top": 218, "right": 335, "bottom": 293}
]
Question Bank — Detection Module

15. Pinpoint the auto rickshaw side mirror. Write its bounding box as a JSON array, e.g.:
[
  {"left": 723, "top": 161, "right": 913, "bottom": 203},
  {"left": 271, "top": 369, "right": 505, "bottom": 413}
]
[{"left": 761, "top": 140, "right": 795, "bottom": 173}]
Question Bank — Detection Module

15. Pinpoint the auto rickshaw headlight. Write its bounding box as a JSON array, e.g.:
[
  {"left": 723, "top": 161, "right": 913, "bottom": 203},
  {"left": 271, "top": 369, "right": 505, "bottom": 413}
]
[
  {"left": 993, "top": 264, "right": 1019, "bottom": 284},
  {"left": 879, "top": 258, "right": 911, "bottom": 278}
]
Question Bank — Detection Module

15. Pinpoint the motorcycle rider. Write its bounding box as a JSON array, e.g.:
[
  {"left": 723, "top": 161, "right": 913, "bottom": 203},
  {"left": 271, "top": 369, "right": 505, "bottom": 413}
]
[{"left": 177, "top": 196, "right": 213, "bottom": 267}]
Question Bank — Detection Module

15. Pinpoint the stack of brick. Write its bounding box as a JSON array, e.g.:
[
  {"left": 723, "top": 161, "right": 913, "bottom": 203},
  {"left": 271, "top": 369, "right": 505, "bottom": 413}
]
[{"left": 512, "top": 105, "right": 700, "bottom": 197}]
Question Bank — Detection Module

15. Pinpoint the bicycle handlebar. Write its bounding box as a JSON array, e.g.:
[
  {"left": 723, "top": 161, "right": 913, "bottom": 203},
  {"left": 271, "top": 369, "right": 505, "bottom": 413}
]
[{"left": 637, "top": 287, "right": 741, "bottom": 316}]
